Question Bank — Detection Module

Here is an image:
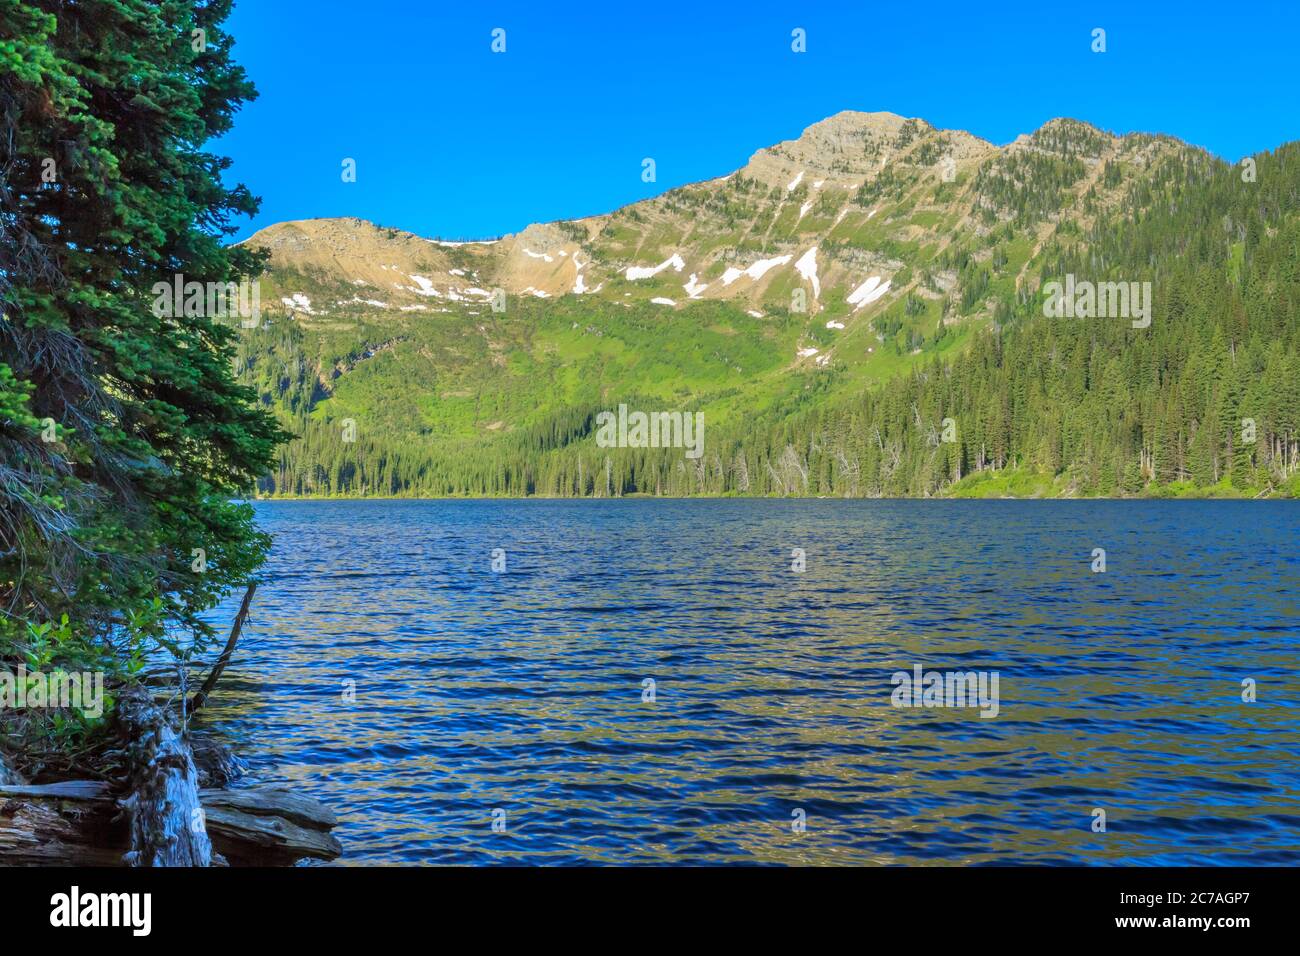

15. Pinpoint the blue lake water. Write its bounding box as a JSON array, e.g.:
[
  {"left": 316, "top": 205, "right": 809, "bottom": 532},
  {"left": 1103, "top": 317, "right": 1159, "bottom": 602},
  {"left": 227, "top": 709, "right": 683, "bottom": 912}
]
[{"left": 202, "top": 499, "right": 1300, "bottom": 865}]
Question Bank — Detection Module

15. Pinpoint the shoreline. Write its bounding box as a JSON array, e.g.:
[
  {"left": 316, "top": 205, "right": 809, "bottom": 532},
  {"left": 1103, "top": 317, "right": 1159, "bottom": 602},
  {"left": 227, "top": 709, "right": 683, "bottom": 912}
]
[{"left": 245, "top": 491, "right": 1299, "bottom": 502}]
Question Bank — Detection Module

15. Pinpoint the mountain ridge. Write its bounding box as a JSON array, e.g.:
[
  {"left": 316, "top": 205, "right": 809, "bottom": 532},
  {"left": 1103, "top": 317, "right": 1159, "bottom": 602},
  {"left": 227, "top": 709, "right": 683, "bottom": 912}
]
[
  {"left": 240, "top": 110, "right": 1182, "bottom": 332},
  {"left": 240, "top": 110, "right": 1135, "bottom": 249},
  {"left": 229, "top": 108, "right": 1300, "bottom": 499}
]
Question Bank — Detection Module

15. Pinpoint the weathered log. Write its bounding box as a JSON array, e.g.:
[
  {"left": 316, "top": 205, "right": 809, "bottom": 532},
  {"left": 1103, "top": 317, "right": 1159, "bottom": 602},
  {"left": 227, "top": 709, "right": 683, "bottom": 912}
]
[
  {"left": 3, "top": 691, "right": 339, "bottom": 866},
  {"left": 0, "top": 797, "right": 126, "bottom": 866},
  {"left": 202, "top": 796, "right": 342, "bottom": 864},
  {"left": 118, "top": 690, "right": 212, "bottom": 867},
  {"left": 200, "top": 787, "right": 340, "bottom": 863},
  {"left": 200, "top": 787, "right": 337, "bottom": 830},
  {"left": 0, "top": 784, "right": 341, "bottom": 865},
  {"left": 0, "top": 781, "right": 112, "bottom": 800}
]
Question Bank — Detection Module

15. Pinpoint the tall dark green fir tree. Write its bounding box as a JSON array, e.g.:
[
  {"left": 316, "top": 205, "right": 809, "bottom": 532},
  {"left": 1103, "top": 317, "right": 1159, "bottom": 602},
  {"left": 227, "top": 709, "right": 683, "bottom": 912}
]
[{"left": 1, "top": 0, "right": 287, "bottom": 748}]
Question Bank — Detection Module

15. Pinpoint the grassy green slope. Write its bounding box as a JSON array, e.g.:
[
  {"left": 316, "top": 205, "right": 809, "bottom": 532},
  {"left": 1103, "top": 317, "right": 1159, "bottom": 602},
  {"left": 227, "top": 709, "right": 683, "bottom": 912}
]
[{"left": 233, "top": 115, "right": 1300, "bottom": 498}]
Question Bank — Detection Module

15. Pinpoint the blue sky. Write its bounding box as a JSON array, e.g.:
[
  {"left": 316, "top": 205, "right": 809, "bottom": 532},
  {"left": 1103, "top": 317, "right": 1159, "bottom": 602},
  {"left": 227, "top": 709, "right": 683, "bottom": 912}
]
[{"left": 219, "top": 0, "right": 1300, "bottom": 243}]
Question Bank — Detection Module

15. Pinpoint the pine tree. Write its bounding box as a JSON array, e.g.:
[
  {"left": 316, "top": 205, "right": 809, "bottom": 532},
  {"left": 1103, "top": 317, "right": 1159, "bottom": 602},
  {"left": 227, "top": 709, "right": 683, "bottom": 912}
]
[{"left": 1, "top": 2, "right": 288, "bottom": 700}]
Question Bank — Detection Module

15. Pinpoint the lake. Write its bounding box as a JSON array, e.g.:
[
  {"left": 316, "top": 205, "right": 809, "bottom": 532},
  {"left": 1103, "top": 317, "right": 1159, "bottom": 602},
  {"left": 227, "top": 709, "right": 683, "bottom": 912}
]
[{"left": 201, "top": 499, "right": 1300, "bottom": 865}]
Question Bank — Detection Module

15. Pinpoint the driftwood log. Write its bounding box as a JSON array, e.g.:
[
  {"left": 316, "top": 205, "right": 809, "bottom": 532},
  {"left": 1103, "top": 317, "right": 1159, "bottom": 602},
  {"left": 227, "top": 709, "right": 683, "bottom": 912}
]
[
  {"left": 0, "top": 797, "right": 127, "bottom": 866},
  {"left": 0, "top": 702, "right": 340, "bottom": 866},
  {"left": 118, "top": 689, "right": 213, "bottom": 866},
  {"left": 0, "top": 782, "right": 340, "bottom": 866},
  {"left": 201, "top": 788, "right": 342, "bottom": 864},
  {"left": 0, "top": 754, "right": 120, "bottom": 864},
  {"left": 0, "top": 780, "right": 112, "bottom": 800},
  {"left": 0, "top": 582, "right": 341, "bottom": 866}
]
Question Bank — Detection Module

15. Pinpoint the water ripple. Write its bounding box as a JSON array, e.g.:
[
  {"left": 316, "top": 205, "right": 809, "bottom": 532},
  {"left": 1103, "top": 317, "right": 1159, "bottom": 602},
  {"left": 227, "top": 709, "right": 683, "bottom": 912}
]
[{"left": 198, "top": 499, "right": 1300, "bottom": 865}]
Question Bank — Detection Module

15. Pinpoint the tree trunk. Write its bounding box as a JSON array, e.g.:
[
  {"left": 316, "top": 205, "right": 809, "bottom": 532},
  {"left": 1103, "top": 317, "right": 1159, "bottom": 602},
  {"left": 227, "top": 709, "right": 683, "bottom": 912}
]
[{"left": 118, "top": 690, "right": 212, "bottom": 867}]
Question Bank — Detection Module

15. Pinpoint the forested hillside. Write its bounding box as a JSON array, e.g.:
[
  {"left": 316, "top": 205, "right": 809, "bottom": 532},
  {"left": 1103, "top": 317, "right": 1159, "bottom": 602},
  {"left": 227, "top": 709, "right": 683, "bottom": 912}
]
[
  {"left": 237, "top": 117, "right": 1300, "bottom": 498},
  {"left": 2, "top": 0, "right": 285, "bottom": 767}
]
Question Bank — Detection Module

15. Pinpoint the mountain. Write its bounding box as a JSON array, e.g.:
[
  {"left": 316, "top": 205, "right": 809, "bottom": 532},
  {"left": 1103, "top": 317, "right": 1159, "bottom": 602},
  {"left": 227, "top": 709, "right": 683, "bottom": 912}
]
[{"left": 232, "top": 111, "right": 1300, "bottom": 498}]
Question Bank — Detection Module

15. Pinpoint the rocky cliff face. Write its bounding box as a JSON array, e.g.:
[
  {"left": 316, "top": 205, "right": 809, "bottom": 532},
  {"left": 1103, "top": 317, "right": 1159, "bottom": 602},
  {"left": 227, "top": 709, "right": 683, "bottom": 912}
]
[{"left": 242, "top": 111, "right": 1186, "bottom": 336}]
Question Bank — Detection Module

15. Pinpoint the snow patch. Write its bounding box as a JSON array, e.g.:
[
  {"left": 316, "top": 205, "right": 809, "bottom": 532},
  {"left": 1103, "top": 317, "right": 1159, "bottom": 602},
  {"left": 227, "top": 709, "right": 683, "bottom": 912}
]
[
  {"left": 795, "top": 247, "right": 820, "bottom": 298},
  {"left": 797, "top": 347, "right": 819, "bottom": 358},
  {"left": 523, "top": 249, "right": 554, "bottom": 262},
  {"left": 683, "top": 274, "right": 708, "bottom": 298},
  {"left": 280, "top": 293, "right": 316, "bottom": 314},
  {"left": 847, "top": 276, "right": 892, "bottom": 310},
  {"left": 721, "top": 254, "right": 792, "bottom": 286},
  {"left": 626, "top": 253, "right": 686, "bottom": 281},
  {"left": 407, "top": 275, "right": 441, "bottom": 297},
  {"left": 572, "top": 253, "right": 600, "bottom": 295},
  {"left": 826, "top": 320, "right": 845, "bottom": 330},
  {"left": 786, "top": 170, "right": 804, "bottom": 192},
  {"left": 651, "top": 297, "right": 676, "bottom": 306}
]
